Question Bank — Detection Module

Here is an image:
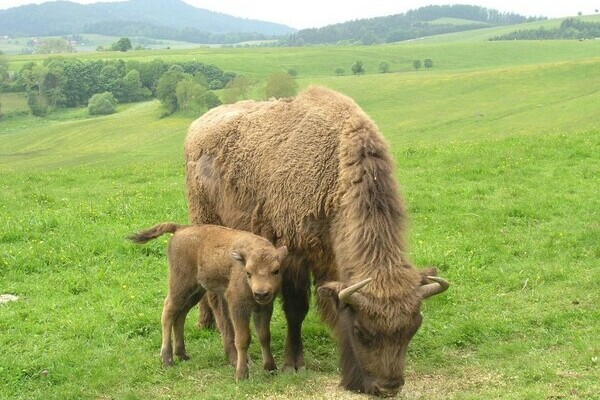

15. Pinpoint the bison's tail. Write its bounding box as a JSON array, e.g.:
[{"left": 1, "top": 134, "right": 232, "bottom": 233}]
[{"left": 127, "top": 222, "right": 187, "bottom": 244}]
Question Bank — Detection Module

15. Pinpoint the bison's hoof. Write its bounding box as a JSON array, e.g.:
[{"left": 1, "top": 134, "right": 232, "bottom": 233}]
[
  {"left": 264, "top": 362, "right": 277, "bottom": 372},
  {"left": 235, "top": 370, "right": 249, "bottom": 382}
]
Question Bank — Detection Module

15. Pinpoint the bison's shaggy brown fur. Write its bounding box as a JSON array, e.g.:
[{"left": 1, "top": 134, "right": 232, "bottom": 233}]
[
  {"left": 184, "top": 86, "right": 448, "bottom": 396},
  {"left": 128, "top": 223, "right": 287, "bottom": 381}
]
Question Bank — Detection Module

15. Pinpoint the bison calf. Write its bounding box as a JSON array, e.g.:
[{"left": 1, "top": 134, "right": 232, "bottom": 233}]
[{"left": 128, "top": 223, "right": 287, "bottom": 380}]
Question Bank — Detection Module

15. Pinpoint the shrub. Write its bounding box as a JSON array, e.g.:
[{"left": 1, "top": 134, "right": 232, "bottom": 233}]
[
  {"left": 351, "top": 61, "right": 365, "bottom": 75},
  {"left": 88, "top": 92, "right": 117, "bottom": 115},
  {"left": 379, "top": 61, "right": 390, "bottom": 73},
  {"left": 203, "top": 91, "right": 222, "bottom": 109},
  {"left": 334, "top": 68, "right": 345, "bottom": 76},
  {"left": 264, "top": 72, "right": 298, "bottom": 99}
]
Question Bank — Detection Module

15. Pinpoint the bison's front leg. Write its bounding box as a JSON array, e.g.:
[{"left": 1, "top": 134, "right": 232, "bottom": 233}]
[{"left": 281, "top": 263, "right": 310, "bottom": 372}]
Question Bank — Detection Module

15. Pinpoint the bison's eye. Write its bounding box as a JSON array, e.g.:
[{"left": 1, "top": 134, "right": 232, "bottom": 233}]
[
  {"left": 272, "top": 269, "right": 280, "bottom": 276},
  {"left": 246, "top": 272, "right": 251, "bottom": 279},
  {"left": 353, "top": 324, "right": 374, "bottom": 345}
]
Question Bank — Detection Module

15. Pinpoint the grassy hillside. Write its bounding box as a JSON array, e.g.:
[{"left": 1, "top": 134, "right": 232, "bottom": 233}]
[{"left": 0, "top": 33, "right": 599, "bottom": 399}]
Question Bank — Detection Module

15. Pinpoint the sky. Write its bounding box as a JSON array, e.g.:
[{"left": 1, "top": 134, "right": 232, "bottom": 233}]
[{"left": 1, "top": 0, "right": 598, "bottom": 29}]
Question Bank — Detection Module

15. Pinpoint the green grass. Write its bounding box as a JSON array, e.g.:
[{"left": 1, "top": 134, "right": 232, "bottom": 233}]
[
  {"left": 0, "top": 92, "right": 28, "bottom": 115},
  {"left": 1, "top": 29, "right": 599, "bottom": 398}
]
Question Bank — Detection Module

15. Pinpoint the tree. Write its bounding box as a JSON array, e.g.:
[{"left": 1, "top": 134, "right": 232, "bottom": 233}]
[
  {"left": 351, "top": 60, "right": 365, "bottom": 75},
  {"left": 120, "top": 69, "right": 151, "bottom": 102},
  {"left": 88, "top": 92, "right": 117, "bottom": 115},
  {"left": 378, "top": 61, "right": 390, "bottom": 73},
  {"left": 20, "top": 63, "right": 65, "bottom": 115},
  {"left": 156, "top": 69, "right": 192, "bottom": 115},
  {"left": 222, "top": 76, "right": 251, "bottom": 104},
  {"left": 36, "top": 38, "right": 75, "bottom": 54},
  {"left": 208, "top": 80, "right": 223, "bottom": 90},
  {"left": 99, "top": 64, "right": 123, "bottom": 99},
  {"left": 203, "top": 91, "right": 222, "bottom": 109},
  {"left": 264, "top": 71, "right": 298, "bottom": 99},
  {"left": 361, "top": 30, "right": 379, "bottom": 45},
  {"left": 112, "top": 37, "right": 132, "bottom": 52},
  {"left": 424, "top": 59, "right": 434, "bottom": 69},
  {"left": 175, "top": 80, "right": 206, "bottom": 111},
  {"left": 0, "top": 51, "right": 9, "bottom": 91},
  {"left": 412, "top": 60, "right": 422, "bottom": 71}
]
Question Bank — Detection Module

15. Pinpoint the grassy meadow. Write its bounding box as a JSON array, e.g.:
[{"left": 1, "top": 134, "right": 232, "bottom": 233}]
[{"left": 1, "top": 23, "right": 599, "bottom": 399}]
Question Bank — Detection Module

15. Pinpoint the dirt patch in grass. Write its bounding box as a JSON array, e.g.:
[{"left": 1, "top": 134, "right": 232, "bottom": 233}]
[{"left": 255, "top": 368, "right": 505, "bottom": 399}]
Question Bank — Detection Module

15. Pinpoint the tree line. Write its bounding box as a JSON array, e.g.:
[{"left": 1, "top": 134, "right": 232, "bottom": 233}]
[
  {"left": 489, "top": 18, "right": 600, "bottom": 40},
  {"left": 4, "top": 57, "right": 234, "bottom": 116}
]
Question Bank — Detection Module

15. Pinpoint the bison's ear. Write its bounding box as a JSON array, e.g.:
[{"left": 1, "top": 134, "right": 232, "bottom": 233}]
[
  {"left": 317, "top": 279, "right": 371, "bottom": 311},
  {"left": 276, "top": 246, "right": 288, "bottom": 262},
  {"left": 232, "top": 250, "right": 246, "bottom": 265},
  {"left": 317, "top": 282, "right": 346, "bottom": 310},
  {"left": 418, "top": 267, "right": 438, "bottom": 285}
]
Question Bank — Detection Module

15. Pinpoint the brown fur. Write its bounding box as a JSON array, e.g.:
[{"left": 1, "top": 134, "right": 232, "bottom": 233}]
[
  {"left": 184, "top": 86, "right": 447, "bottom": 396},
  {"left": 128, "top": 223, "right": 287, "bottom": 381}
]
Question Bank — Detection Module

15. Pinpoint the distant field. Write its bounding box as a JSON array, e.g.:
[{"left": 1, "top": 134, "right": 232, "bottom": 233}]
[
  {"left": 1, "top": 23, "right": 599, "bottom": 400},
  {"left": 0, "top": 92, "right": 28, "bottom": 114},
  {"left": 0, "top": 34, "right": 205, "bottom": 55}
]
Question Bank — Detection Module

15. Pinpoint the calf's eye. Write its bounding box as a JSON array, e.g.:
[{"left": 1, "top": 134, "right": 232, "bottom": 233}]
[
  {"left": 272, "top": 269, "right": 280, "bottom": 275},
  {"left": 246, "top": 272, "right": 251, "bottom": 279}
]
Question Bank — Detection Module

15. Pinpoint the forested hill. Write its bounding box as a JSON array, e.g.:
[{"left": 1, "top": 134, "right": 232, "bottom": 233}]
[
  {"left": 0, "top": 0, "right": 296, "bottom": 39},
  {"left": 282, "top": 4, "right": 545, "bottom": 45}
]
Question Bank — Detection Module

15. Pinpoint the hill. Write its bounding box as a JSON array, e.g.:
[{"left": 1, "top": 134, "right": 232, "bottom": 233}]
[
  {"left": 0, "top": 0, "right": 295, "bottom": 42},
  {"left": 282, "top": 4, "right": 544, "bottom": 45}
]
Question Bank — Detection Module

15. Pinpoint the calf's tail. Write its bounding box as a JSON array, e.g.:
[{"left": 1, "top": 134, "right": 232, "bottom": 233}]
[{"left": 127, "top": 222, "right": 188, "bottom": 244}]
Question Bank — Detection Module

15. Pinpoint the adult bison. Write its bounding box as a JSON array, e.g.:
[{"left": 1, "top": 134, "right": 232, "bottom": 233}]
[{"left": 184, "top": 86, "right": 449, "bottom": 396}]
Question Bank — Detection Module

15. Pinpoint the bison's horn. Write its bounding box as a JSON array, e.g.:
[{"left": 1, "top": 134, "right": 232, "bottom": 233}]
[
  {"left": 418, "top": 276, "right": 450, "bottom": 299},
  {"left": 339, "top": 277, "right": 372, "bottom": 307}
]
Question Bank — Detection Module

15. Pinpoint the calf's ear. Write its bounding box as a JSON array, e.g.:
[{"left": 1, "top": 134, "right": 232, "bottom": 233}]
[
  {"left": 232, "top": 250, "right": 246, "bottom": 265},
  {"left": 276, "top": 246, "right": 288, "bottom": 262}
]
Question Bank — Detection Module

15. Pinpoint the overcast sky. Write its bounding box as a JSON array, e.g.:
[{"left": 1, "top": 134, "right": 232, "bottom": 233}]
[{"left": 1, "top": 0, "right": 597, "bottom": 29}]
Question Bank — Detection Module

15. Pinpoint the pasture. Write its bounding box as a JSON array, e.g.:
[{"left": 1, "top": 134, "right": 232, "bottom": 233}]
[{"left": 1, "top": 28, "right": 599, "bottom": 399}]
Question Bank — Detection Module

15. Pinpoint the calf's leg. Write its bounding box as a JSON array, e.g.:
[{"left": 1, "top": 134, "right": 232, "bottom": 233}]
[
  {"left": 253, "top": 303, "right": 276, "bottom": 372},
  {"left": 160, "top": 296, "right": 178, "bottom": 367},
  {"left": 173, "top": 288, "right": 205, "bottom": 361},
  {"left": 229, "top": 300, "right": 252, "bottom": 381},
  {"left": 208, "top": 292, "right": 237, "bottom": 366}
]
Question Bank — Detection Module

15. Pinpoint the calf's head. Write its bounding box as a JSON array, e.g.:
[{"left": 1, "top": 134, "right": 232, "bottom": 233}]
[
  {"left": 233, "top": 246, "right": 288, "bottom": 304},
  {"left": 318, "top": 271, "right": 449, "bottom": 397}
]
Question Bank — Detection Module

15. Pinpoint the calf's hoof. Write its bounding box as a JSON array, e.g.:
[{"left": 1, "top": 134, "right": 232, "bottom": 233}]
[{"left": 176, "top": 352, "right": 190, "bottom": 361}]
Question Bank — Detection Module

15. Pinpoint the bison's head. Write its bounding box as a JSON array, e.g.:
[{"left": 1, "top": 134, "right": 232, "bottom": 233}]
[
  {"left": 233, "top": 246, "right": 288, "bottom": 305},
  {"left": 318, "top": 270, "right": 448, "bottom": 397}
]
